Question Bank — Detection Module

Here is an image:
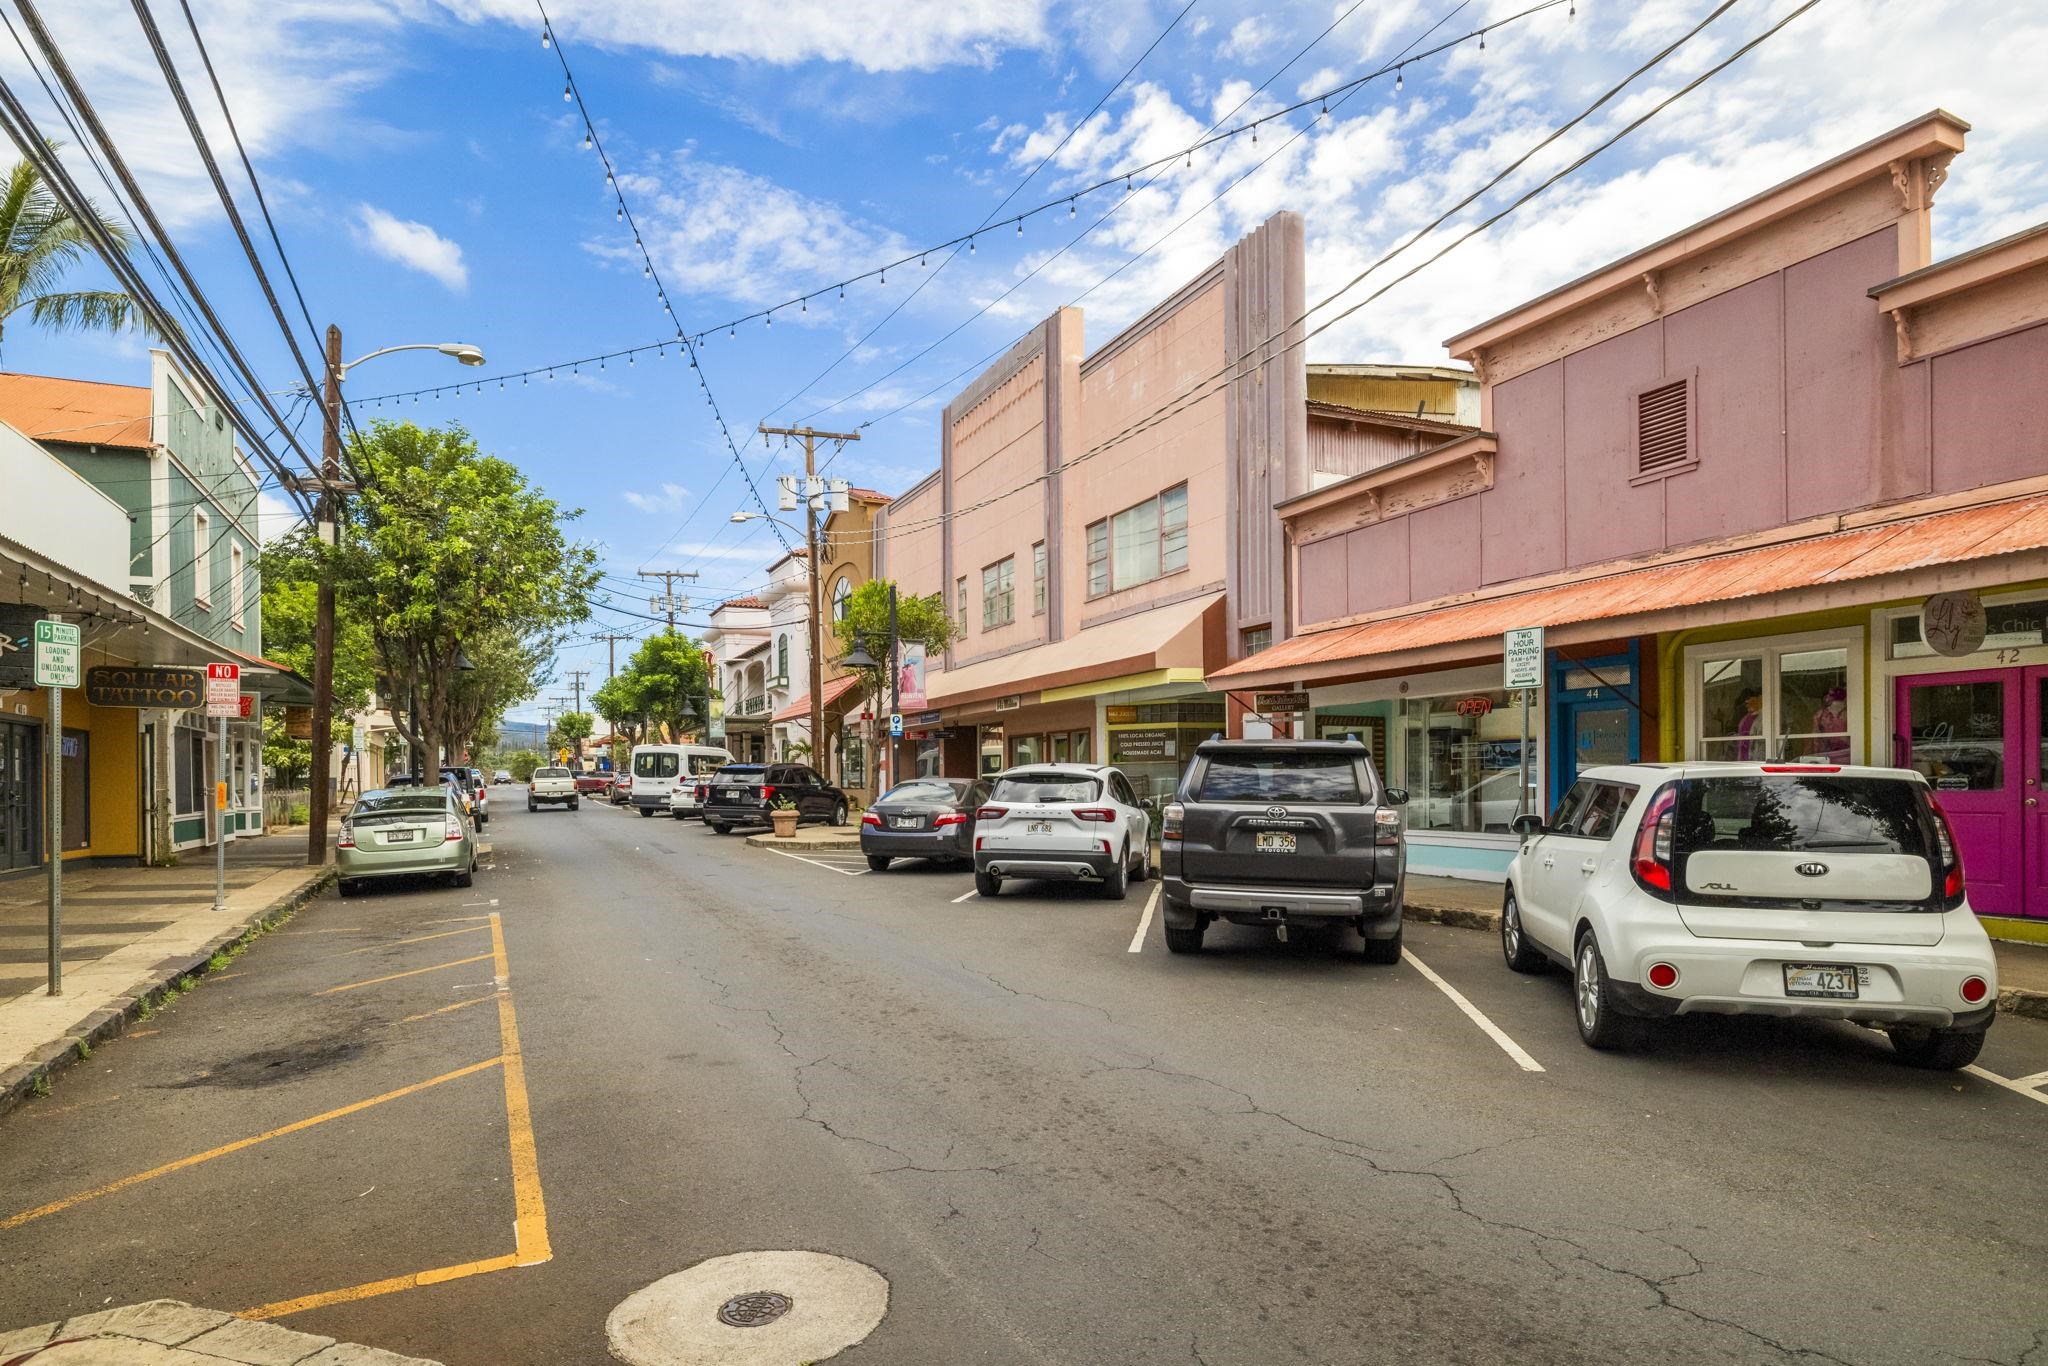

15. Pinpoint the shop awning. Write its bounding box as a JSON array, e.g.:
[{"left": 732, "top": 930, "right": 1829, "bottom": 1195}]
[
  {"left": 927, "top": 592, "right": 1222, "bottom": 710},
  {"left": 773, "top": 673, "right": 863, "bottom": 722},
  {"left": 1213, "top": 490, "right": 2048, "bottom": 688}
]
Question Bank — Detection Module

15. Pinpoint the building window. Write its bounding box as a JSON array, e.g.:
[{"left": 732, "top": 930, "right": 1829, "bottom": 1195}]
[
  {"left": 1086, "top": 483, "right": 1189, "bottom": 597},
  {"left": 176, "top": 727, "right": 208, "bottom": 816},
  {"left": 831, "top": 576, "right": 853, "bottom": 622},
  {"left": 1631, "top": 374, "right": 1695, "bottom": 481},
  {"left": 956, "top": 577, "right": 968, "bottom": 634},
  {"left": 192, "top": 509, "right": 211, "bottom": 606},
  {"left": 776, "top": 634, "right": 789, "bottom": 681},
  {"left": 1695, "top": 643, "right": 1854, "bottom": 763},
  {"left": 842, "top": 732, "right": 866, "bottom": 789},
  {"left": 982, "top": 556, "right": 1014, "bottom": 629},
  {"left": 1242, "top": 625, "right": 1271, "bottom": 656},
  {"left": 1397, "top": 690, "right": 1527, "bottom": 835},
  {"left": 1032, "top": 542, "right": 1046, "bottom": 615},
  {"left": 229, "top": 542, "right": 245, "bottom": 628}
]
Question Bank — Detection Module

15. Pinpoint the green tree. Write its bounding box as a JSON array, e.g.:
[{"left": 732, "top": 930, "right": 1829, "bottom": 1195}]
[
  {"left": 555, "top": 709, "right": 594, "bottom": 760},
  {"left": 0, "top": 150, "right": 151, "bottom": 350},
  {"left": 621, "top": 632, "right": 710, "bottom": 742},
  {"left": 331, "top": 420, "right": 599, "bottom": 768},
  {"left": 591, "top": 673, "right": 646, "bottom": 748},
  {"left": 502, "top": 749, "right": 543, "bottom": 782},
  {"left": 259, "top": 527, "right": 376, "bottom": 785},
  {"left": 833, "top": 581, "right": 954, "bottom": 788}
]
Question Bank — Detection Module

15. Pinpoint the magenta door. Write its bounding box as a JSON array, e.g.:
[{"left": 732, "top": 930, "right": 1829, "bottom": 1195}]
[
  {"left": 2027, "top": 669, "right": 2048, "bottom": 918},
  {"left": 1896, "top": 670, "right": 2023, "bottom": 917}
]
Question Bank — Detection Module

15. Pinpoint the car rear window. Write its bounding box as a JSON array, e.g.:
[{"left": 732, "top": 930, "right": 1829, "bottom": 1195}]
[
  {"left": 634, "top": 752, "right": 680, "bottom": 778},
  {"left": 879, "top": 780, "right": 967, "bottom": 805},
  {"left": 687, "top": 755, "right": 728, "bottom": 775},
  {"left": 992, "top": 772, "right": 1100, "bottom": 803},
  {"left": 717, "top": 766, "right": 765, "bottom": 779},
  {"left": 534, "top": 767, "right": 570, "bottom": 778},
  {"left": 1674, "top": 776, "right": 1931, "bottom": 857},
  {"left": 1195, "top": 752, "right": 1364, "bottom": 804},
  {"left": 354, "top": 792, "right": 446, "bottom": 815}
]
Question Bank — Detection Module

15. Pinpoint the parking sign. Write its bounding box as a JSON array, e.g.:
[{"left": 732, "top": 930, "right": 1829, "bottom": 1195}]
[
  {"left": 33, "top": 620, "right": 80, "bottom": 688},
  {"left": 1502, "top": 627, "right": 1544, "bottom": 691},
  {"left": 205, "top": 662, "right": 241, "bottom": 718}
]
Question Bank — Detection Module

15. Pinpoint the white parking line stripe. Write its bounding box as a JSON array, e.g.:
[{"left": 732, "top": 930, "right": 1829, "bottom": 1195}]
[
  {"left": 759, "top": 846, "right": 869, "bottom": 877},
  {"left": 2005, "top": 1068, "right": 2048, "bottom": 1089},
  {"left": 951, "top": 889, "right": 980, "bottom": 904},
  {"left": 1127, "top": 885, "right": 1160, "bottom": 953},
  {"left": 1401, "top": 948, "right": 1545, "bottom": 1073},
  {"left": 1964, "top": 1065, "right": 2048, "bottom": 1106}
]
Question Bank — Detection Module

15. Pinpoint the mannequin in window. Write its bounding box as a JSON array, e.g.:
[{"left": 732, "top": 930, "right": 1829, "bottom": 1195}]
[
  {"left": 1811, "top": 686, "right": 1850, "bottom": 762},
  {"left": 1734, "top": 687, "right": 1764, "bottom": 760}
]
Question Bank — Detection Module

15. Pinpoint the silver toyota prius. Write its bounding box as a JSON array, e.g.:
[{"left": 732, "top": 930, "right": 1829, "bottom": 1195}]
[{"left": 336, "top": 787, "right": 478, "bottom": 896}]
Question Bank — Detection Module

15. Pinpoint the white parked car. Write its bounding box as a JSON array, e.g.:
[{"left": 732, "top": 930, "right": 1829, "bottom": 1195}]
[
  {"left": 1500, "top": 761, "right": 1996, "bottom": 1068},
  {"left": 973, "top": 763, "right": 1152, "bottom": 900}
]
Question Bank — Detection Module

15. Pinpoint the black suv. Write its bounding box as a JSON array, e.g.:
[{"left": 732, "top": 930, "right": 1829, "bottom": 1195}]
[
  {"left": 699, "top": 763, "right": 849, "bottom": 834},
  {"left": 1160, "top": 738, "right": 1408, "bottom": 961}
]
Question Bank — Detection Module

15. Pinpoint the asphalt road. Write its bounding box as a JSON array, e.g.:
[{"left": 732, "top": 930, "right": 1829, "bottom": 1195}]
[{"left": 3, "top": 795, "right": 2046, "bottom": 1366}]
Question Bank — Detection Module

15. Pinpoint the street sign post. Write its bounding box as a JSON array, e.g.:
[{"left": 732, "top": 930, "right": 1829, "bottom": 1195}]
[
  {"left": 1502, "top": 628, "right": 1545, "bottom": 819},
  {"left": 205, "top": 664, "right": 240, "bottom": 911},
  {"left": 889, "top": 713, "right": 903, "bottom": 739},
  {"left": 36, "top": 620, "right": 78, "bottom": 997}
]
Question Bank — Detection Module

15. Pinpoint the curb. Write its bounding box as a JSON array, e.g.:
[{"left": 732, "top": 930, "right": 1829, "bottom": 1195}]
[
  {"left": 744, "top": 832, "right": 864, "bottom": 851},
  {"left": 0, "top": 867, "right": 335, "bottom": 1121},
  {"left": 1998, "top": 986, "right": 2048, "bottom": 1020}
]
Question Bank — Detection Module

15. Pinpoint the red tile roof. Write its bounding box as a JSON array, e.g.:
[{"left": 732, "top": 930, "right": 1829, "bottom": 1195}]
[
  {"left": 0, "top": 371, "right": 152, "bottom": 450},
  {"left": 847, "top": 487, "right": 893, "bottom": 503},
  {"left": 773, "top": 674, "right": 863, "bottom": 722},
  {"left": 716, "top": 596, "right": 767, "bottom": 610}
]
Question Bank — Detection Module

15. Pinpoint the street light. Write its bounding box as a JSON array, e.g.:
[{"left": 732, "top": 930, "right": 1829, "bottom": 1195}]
[{"left": 305, "top": 330, "right": 488, "bottom": 868}]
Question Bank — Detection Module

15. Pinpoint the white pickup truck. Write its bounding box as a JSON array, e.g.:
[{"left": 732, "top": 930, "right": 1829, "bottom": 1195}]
[{"left": 527, "top": 766, "right": 579, "bottom": 811}]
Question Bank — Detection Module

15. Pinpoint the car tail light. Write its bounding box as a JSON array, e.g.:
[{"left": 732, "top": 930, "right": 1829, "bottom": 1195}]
[
  {"left": 1646, "top": 962, "right": 1679, "bottom": 989},
  {"left": 976, "top": 805, "right": 1008, "bottom": 820},
  {"left": 1960, "top": 975, "right": 1989, "bottom": 1004},
  {"left": 695, "top": 784, "right": 707, "bottom": 801},
  {"left": 1099, "top": 839, "right": 1112, "bottom": 854},
  {"left": 974, "top": 835, "right": 985, "bottom": 851},
  {"left": 337, "top": 824, "right": 355, "bottom": 850},
  {"left": 861, "top": 811, "right": 881, "bottom": 827},
  {"left": 1374, "top": 807, "right": 1401, "bottom": 845},
  {"left": 444, "top": 818, "right": 464, "bottom": 842},
  {"left": 760, "top": 784, "right": 776, "bottom": 802},
  {"left": 1073, "top": 807, "right": 1116, "bottom": 822},
  {"left": 1161, "top": 802, "right": 1184, "bottom": 842},
  {"left": 935, "top": 813, "right": 966, "bottom": 827},
  {"left": 1630, "top": 786, "right": 1677, "bottom": 898},
  {"left": 1929, "top": 795, "right": 1965, "bottom": 903}
]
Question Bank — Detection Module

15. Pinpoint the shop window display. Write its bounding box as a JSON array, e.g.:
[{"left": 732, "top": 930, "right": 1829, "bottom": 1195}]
[
  {"left": 1695, "top": 644, "right": 1854, "bottom": 763},
  {"left": 1398, "top": 691, "right": 1524, "bottom": 834}
]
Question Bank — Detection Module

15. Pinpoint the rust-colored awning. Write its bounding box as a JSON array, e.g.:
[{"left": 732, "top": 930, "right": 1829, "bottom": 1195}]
[
  {"left": 772, "top": 673, "right": 862, "bottom": 722},
  {"left": 1215, "top": 491, "right": 2048, "bottom": 686}
]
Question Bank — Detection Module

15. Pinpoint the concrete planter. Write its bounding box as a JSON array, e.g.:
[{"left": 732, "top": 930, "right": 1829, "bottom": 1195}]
[{"left": 770, "top": 809, "right": 800, "bottom": 839}]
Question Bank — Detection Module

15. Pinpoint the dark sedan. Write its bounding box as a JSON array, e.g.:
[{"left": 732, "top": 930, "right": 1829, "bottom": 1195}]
[
  {"left": 859, "top": 777, "right": 988, "bottom": 870},
  {"left": 700, "top": 763, "right": 848, "bottom": 833}
]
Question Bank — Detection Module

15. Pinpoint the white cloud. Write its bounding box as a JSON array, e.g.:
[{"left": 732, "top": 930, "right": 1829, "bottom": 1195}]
[
  {"left": 353, "top": 205, "right": 469, "bottom": 291},
  {"left": 1218, "top": 17, "right": 1273, "bottom": 61},
  {"left": 623, "top": 483, "right": 690, "bottom": 514}
]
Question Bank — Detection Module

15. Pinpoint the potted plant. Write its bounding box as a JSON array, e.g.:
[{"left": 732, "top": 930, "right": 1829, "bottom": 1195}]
[{"left": 768, "top": 795, "right": 800, "bottom": 839}]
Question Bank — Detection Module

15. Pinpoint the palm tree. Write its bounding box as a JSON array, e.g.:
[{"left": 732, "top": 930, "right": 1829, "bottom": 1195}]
[{"left": 0, "top": 149, "right": 145, "bottom": 351}]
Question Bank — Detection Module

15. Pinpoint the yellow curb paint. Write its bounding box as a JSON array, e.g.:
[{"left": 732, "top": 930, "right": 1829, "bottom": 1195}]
[
  {"left": 344, "top": 924, "right": 492, "bottom": 954},
  {"left": 0, "top": 1058, "right": 503, "bottom": 1230},
  {"left": 397, "top": 993, "right": 498, "bottom": 1025},
  {"left": 238, "top": 1252, "right": 522, "bottom": 1321},
  {"left": 491, "top": 912, "right": 552, "bottom": 1265},
  {"left": 316, "top": 954, "right": 494, "bottom": 996}
]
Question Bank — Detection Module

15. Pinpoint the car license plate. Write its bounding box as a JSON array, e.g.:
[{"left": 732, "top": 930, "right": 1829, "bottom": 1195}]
[
  {"left": 1029, "top": 821, "right": 1052, "bottom": 834},
  {"left": 385, "top": 829, "right": 417, "bottom": 844},
  {"left": 1256, "top": 832, "right": 1296, "bottom": 853},
  {"left": 893, "top": 817, "right": 921, "bottom": 829},
  {"left": 1783, "top": 963, "right": 1858, "bottom": 999}
]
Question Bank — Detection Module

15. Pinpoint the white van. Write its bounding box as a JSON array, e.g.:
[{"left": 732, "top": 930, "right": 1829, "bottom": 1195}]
[{"left": 629, "top": 744, "right": 734, "bottom": 818}]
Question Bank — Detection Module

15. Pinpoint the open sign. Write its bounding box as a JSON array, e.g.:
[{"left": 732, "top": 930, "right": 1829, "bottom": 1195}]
[{"left": 1455, "top": 696, "right": 1494, "bottom": 718}]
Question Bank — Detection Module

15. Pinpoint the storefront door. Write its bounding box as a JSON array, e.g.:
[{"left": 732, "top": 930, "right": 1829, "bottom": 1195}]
[
  {"left": 1895, "top": 668, "right": 2045, "bottom": 918},
  {"left": 1559, "top": 700, "right": 1631, "bottom": 788},
  {"left": 0, "top": 718, "right": 38, "bottom": 870}
]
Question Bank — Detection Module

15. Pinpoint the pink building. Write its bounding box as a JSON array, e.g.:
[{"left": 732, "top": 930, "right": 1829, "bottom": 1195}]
[{"left": 1213, "top": 111, "right": 2048, "bottom": 930}]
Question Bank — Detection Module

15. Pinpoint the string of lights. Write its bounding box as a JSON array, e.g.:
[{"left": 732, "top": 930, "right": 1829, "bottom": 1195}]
[
  {"left": 534, "top": 0, "right": 791, "bottom": 555},
  {"left": 350, "top": 0, "right": 1575, "bottom": 412}
]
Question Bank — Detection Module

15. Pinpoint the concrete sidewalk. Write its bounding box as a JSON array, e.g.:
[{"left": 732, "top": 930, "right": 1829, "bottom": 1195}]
[
  {"left": 0, "top": 1299, "right": 440, "bottom": 1364},
  {"left": 743, "top": 824, "right": 862, "bottom": 851},
  {"left": 0, "top": 828, "right": 335, "bottom": 1115}
]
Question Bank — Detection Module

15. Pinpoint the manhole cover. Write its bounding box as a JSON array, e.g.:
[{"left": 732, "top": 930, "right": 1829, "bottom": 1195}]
[{"left": 717, "top": 1292, "right": 793, "bottom": 1328}]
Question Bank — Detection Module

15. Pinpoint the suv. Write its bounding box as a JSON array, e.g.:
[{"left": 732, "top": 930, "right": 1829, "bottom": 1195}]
[
  {"left": 972, "top": 764, "right": 1151, "bottom": 900},
  {"left": 700, "top": 763, "right": 849, "bottom": 833},
  {"left": 1160, "top": 738, "right": 1408, "bottom": 961},
  {"left": 1501, "top": 761, "right": 1998, "bottom": 1067},
  {"left": 441, "top": 766, "right": 487, "bottom": 828}
]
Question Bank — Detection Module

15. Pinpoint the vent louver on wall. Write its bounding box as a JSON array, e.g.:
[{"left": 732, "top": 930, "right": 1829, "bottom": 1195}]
[{"left": 1634, "top": 377, "right": 1692, "bottom": 476}]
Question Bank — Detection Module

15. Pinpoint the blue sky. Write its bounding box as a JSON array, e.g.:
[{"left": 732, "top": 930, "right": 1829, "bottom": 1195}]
[{"left": 5, "top": 0, "right": 2044, "bottom": 727}]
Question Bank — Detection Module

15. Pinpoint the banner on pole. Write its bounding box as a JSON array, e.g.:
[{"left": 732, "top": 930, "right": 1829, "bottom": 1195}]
[{"left": 897, "top": 643, "right": 927, "bottom": 710}]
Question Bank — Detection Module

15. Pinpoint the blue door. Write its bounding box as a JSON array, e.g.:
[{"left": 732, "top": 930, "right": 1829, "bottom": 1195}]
[{"left": 1547, "top": 649, "right": 1641, "bottom": 804}]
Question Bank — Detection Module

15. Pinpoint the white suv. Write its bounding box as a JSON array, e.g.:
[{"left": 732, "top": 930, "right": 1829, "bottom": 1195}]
[
  {"left": 1501, "top": 761, "right": 1997, "bottom": 1069},
  {"left": 973, "top": 763, "right": 1152, "bottom": 900}
]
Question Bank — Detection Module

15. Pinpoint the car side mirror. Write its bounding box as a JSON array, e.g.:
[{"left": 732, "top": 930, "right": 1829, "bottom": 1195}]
[
  {"left": 1511, "top": 813, "right": 1544, "bottom": 837},
  {"left": 1383, "top": 787, "right": 1409, "bottom": 806}
]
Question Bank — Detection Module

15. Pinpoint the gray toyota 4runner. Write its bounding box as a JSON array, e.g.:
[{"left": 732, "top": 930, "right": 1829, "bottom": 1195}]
[{"left": 1160, "top": 738, "right": 1408, "bottom": 961}]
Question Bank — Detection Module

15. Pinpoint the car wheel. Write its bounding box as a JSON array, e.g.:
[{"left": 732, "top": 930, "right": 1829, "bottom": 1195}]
[
  {"left": 974, "top": 868, "right": 1001, "bottom": 898},
  {"left": 1130, "top": 842, "right": 1150, "bottom": 883},
  {"left": 569, "top": 799, "right": 580, "bottom": 810},
  {"left": 1887, "top": 1026, "right": 1987, "bottom": 1070},
  {"left": 1501, "top": 889, "right": 1546, "bottom": 973},
  {"left": 709, "top": 822, "right": 730, "bottom": 835},
  {"left": 866, "top": 854, "right": 890, "bottom": 872},
  {"left": 830, "top": 801, "right": 849, "bottom": 827},
  {"left": 454, "top": 866, "right": 474, "bottom": 889},
  {"left": 337, "top": 878, "right": 359, "bottom": 898},
  {"left": 1573, "top": 930, "right": 1645, "bottom": 1051},
  {"left": 639, "top": 806, "right": 655, "bottom": 818},
  {"left": 1360, "top": 921, "right": 1403, "bottom": 965},
  {"left": 527, "top": 800, "right": 536, "bottom": 812},
  {"left": 1099, "top": 847, "right": 1129, "bottom": 900},
  {"left": 1164, "top": 923, "right": 1205, "bottom": 954}
]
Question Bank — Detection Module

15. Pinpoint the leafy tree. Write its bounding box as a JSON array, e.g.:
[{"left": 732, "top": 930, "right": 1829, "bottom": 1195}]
[
  {"left": 259, "top": 527, "right": 376, "bottom": 785},
  {"left": 0, "top": 149, "right": 153, "bottom": 350},
  {"left": 502, "top": 748, "right": 543, "bottom": 782},
  {"left": 591, "top": 673, "right": 647, "bottom": 747},
  {"left": 555, "top": 709, "right": 593, "bottom": 760},
  {"left": 620, "top": 632, "right": 709, "bottom": 742},
  {"left": 331, "top": 420, "right": 598, "bottom": 768},
  {"left": 832, "top": 581, "right": 953, "bottom": 788}
]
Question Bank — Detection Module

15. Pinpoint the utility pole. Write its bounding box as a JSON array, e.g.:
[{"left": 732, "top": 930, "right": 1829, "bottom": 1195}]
[
  {"left": 305, "top": 324, "right": 344, "bottom": 865},
  {"left": 639, "top": 569, "right": 698, "bottom": 633},
  {"left": 758, "top": 424, "right": 859, "bottom": 775},
  {"left": 591, "top": 632, "right": 635, "bottom": 680},
  {"left": 567, "top": 668, "right": 589, "bottom": 714}
]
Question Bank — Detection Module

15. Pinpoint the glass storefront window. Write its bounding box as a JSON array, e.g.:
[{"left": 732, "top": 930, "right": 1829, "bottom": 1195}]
[
  {"left": 916, "top": 738, "right": 943, "bottom": 778},
  {"left": 1699, "top": 656, "right": 1766, "bottom": 761},
  {"left": 1011, "top": 734, "right": 1042, "bottom": 766},
  {"left": 1690, "top": 636, "right": 1860, "bottom": 764},
  {"left": 1904, "top": 680, "right": 2005, "bottom": 790},
  {"left": 1398, "top": 691, "right": 1523, "bottom": 834},
  {"left": 843, "top": 734, "right": 866, "bottom": 789},
  {"left": 1777, "top": 648, "right": 1850, "bottom": 762}
]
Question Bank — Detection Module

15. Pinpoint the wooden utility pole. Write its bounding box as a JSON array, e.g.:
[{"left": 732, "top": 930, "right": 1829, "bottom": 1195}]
[
  {"left": 638, "top": 569, "right": 698, "bottom": 633},
  {"left": 305, "top": 324, "right": 343, "bottom": 866},
  {"left": 591, "top": 632, "right": 636, "bottom": 680},
  {"left": 757, "top": 424, "right": 859, "bottom": 774},
  {"left": 567, "top": 668, "right": 589, "bottom": 714}
]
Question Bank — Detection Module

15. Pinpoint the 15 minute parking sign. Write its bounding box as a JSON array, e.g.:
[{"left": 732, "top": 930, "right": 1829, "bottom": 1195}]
[{"left": 32, "top": 620, "right": 80, "bottom": 688}]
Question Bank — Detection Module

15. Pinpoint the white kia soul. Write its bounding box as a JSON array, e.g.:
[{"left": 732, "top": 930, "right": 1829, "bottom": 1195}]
[{"left": 1501, "top": 761, "right": 1997, "bottom": 1069}]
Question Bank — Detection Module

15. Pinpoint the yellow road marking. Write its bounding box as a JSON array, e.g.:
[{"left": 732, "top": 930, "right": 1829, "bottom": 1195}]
[
  {"left": 491, "top": 912, "right": 551, "bottom": 1264},
  {"left": 127, "top": 1029, "right": 160, "bottom": 1038},
  {"left": 345, "top": 924, "right": 491, "bottom": 954},
  {"left": 240, "top": 1253, "right": 522, "bottom": 1320},
  {"left": 316, "top": 954, "right": 494, "bottom": 996},
  {"left": 419, "top": 914, "right": 493, "bottom": 925},
  {"left": 1, "top": 1059, "right": 502, "bottom": 1231},
  {"left": 397, "top": 993, "right": 497, "bottom": 1025}
]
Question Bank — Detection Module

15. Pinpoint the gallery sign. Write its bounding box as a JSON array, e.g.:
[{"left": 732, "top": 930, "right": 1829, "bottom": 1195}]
[{"left": 86, "top": 666, "right": 204, "bottom": 709}]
